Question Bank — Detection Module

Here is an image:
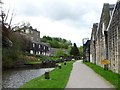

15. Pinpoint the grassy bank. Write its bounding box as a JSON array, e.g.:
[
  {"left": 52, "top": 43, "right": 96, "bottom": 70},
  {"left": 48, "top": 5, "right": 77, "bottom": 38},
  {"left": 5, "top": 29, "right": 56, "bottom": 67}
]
[
  {"left": 84, "top": 62, "right": 120, "bottom": 90},
  {"left": 25, "top": 61, "right": 41, "bottom": 64},
  {"left": 20, "top": 61, "right": 74, "bottom": 88}
]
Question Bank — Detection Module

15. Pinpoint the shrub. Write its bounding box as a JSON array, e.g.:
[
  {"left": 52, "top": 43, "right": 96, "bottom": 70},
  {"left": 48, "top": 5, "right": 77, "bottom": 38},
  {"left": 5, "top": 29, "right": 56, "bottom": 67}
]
[{"left": 23, "top": 56, "right": 37, "bottom": 62}]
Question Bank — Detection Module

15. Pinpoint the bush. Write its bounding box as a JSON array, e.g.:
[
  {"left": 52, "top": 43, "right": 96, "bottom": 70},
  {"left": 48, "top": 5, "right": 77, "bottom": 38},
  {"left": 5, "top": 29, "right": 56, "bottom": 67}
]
[
  {"left": 2, "top": 32, "right": 27, "bottom": 68},
  {"left": 2, "top": 47, "right": 22, "bottom": 68},
  {"left": 70, "top": 43, "right": 80, "bottom": 56},
  {"left": 2, "top": 58, "right": 14, "bottom": 68},
  {"left": 23, "top": 56, "right": 38, "bottom": 62}
]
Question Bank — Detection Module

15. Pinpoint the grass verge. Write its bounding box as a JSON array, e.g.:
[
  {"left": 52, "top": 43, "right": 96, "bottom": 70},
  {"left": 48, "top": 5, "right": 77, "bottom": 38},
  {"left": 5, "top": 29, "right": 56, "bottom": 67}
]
[
  {"left": 84, "top": 62, "right": 120, "bottom": 90},
  {"left": 20, "top": 61, "right": 74, "bottom": 89}
]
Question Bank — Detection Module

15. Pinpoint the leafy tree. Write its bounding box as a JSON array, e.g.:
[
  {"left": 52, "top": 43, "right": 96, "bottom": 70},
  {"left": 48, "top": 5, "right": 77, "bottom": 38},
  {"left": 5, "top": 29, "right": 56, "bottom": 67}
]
[
  {"left": 53, "top": 37, "right": 60, "bottom": 42},
  {"left": 51, "top": 40, "right": 60, "bottom": 48},
  {"left": 79, "top": 46, "right": 83, "bottom": 58},
  {"left": 70, "top": 43, "right": 80, "bottom": 56},
  {"left": 62, "top": 39, "right": 67, "bottom": 43},
  {"left": 55, "top": 49, "right": 65, "bottom": 57},
  {"left": 2, "top": 21, "right": 33, "bottom": 68},
  {"left": 3, "top": 32, "right": 23, "bottom": 68},
  {"left": 41, "top": 38, "right": 47, "bottom": 42},
  {"left": 42, "top": 36, "right": 52, "bottom": 41},
  {"left": 41, "top": 35, "right": 72, "bottom": 49}
]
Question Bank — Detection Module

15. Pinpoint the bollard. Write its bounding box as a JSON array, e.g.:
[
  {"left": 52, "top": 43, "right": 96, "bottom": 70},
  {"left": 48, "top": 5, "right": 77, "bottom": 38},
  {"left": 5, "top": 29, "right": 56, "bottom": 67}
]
[
  {"left": 45, "top": 70, "right": 50, "bottom": 79},
  {"left": 58, "top": 64, "right": 61, "bottom": 69},
  {"left": 64, "top": 61, "right": 66, "bottom": 65},
  {"left": 104, "top": 64, "right": 108, "bottom": 70}
]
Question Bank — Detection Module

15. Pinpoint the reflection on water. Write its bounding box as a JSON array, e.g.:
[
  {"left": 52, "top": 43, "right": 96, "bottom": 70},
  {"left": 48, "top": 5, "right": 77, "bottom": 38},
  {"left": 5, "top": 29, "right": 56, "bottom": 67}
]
[{"left": 2, "top": 68, "right": 54, "bottom": 88}]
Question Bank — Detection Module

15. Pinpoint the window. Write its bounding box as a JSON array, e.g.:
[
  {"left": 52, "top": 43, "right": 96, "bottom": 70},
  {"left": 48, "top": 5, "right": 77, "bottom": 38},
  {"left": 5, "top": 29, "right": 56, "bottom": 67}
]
[
  {"left": 33, "top": 43, "right": 35, "bottom": 47},
  {"left": 36, "top": 52, "right": 39, "bottom": 55},
  {"left": 31, "top": 37, "right": 33, "bottom": 41},
  {"left": 30, "top": 50, "right": 33, "bottom": 54},
  {"left": 44, "top": 46, "right": 45, "bottom": 49},
  {"left": 92, "top": 35, "right": 94, "bottom": 41},
  {"left": 37, "top": 33, "right": 39, "bottom": 36},
  {"left": 102, "top": 22, "right": 105, "bottom": 35},
  {"left": 21, "top": 29, "right": 24, "bottom": 32},
  {"left": 26, "top": 29, "right": 29, "bottom": 34},
  {"left": 39, "top": 45, "right": 40, "bottom": 48},
  {"left": 37, "top": 38, "right": 39, "bottom": 41},
  {"left": 49, "top": 48, "right": 50, "bottom": 50},
  {"left": 31, "top": 30, "right": 33, "bottom": 34}
]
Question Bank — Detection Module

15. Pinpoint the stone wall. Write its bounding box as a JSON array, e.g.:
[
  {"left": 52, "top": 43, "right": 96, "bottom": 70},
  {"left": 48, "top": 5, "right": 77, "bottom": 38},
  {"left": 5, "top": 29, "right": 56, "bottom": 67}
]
[
  {"left": 108, "top": 1, "right": 120, "bottom": 73},
  {"left": 90, "top": 23, "right": 98, "bottom": 64},
  {"left": 95, "top": 3, "right": 114, "bottom": 67},
  {"left": 83, "top": 40, "right": 91, "bottom": 62},
  {"left": 89, "top": 1, "right": 120, "bottom": 73}
]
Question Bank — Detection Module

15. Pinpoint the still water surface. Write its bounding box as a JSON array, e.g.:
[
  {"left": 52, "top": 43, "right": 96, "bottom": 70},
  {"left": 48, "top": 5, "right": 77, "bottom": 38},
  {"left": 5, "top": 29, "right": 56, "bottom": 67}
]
[{"left": 2, "top": 68, "right": 54, "bottom": 88}]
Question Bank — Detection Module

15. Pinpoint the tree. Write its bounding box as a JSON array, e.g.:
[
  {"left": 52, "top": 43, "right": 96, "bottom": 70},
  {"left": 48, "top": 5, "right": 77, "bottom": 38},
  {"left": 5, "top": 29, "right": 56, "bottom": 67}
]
[
  {"left": 70, "top": 43, "right": 80, "bottom": 56},
  {"left": 79, "top": 46, "right": 83, "bottom": 58},
  {"left": 55, "top": 49, "right": 65, "bottom": 57},
  {"left": 41, "top": 35, "right": 72, "bottom": 49}
]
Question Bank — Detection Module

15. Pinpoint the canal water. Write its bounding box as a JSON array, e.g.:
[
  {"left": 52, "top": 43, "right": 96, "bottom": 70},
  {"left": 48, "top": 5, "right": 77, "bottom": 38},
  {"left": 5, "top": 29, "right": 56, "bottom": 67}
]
[{"left": 2, "top": 68, "right": 54, "bottom": 88}]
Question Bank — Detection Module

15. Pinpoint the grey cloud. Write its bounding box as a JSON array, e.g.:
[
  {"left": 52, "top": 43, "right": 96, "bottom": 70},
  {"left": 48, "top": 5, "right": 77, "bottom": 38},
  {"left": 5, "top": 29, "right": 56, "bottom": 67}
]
[
  {"left": 15, "top": 0, "right": 100, "bottom": 29},
  {"left": 42, "top": 1, "right": 100, "bottom": 29},
  {"left": 16, "top": 1, "right": 41, "bottom": 16},
  {"left": 41, "top": 1, "right": 99, "bottom": 21},
  {"left": 41, "top": 1, "right": 81, "bottom": 20}
]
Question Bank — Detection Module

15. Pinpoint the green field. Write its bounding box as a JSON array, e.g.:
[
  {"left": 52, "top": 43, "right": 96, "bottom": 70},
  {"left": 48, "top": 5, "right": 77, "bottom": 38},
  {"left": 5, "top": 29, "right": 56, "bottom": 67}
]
[
  {"left": 20, "top": 61, "right": 74, "bottom": 89},
  {"left": 84, "top": 62, "right": 120, "bottom": 90}
]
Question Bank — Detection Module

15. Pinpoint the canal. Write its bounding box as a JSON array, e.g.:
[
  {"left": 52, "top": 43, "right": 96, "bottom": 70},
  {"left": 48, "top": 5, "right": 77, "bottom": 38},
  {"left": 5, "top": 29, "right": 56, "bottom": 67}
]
[{"left": 2, "top": 68, "right": 54, "bottom": 88}]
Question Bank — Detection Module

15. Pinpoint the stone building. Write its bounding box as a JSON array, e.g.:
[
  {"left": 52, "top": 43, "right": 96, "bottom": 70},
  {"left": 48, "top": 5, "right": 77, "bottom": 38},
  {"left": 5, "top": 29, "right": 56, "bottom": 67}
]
[
  {"left": 107, "top": 0, "right": 120, "bottom": 73},
  {"left": 83, "top": 40, "right": 91, "bottom": 62},
  {"left": 95, "top": 3, "right": 115, "bottom": 66},
  {"left": 90, "top": 23, "right": 98, "bottom": 64},
  {"left": 41, "top": 42, "right": 51, "bottom": 56},
  {"left": 15, "top": 26, "right": 50, "bottom": 55},
  {"left": 89, "top": 1, "right": 120, "bottom": 74}
]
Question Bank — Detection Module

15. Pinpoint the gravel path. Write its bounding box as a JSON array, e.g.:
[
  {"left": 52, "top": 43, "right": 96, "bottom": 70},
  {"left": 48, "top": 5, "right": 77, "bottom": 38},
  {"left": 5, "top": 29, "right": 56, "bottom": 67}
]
[{"left": 65, "top": 60, "right": 115, "bottom": 88}]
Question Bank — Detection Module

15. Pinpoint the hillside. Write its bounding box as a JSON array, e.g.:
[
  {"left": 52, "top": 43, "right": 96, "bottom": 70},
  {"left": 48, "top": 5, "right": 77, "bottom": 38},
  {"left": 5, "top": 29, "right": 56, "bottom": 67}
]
[{"left": 41, "top": 36, "right": 72, "bottom": 49}]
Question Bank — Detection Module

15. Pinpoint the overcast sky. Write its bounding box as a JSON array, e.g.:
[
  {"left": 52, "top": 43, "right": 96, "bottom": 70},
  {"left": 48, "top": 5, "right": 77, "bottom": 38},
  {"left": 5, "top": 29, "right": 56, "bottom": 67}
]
[{"left": 3, "top": 0, "right": 116, "bottom": 46}]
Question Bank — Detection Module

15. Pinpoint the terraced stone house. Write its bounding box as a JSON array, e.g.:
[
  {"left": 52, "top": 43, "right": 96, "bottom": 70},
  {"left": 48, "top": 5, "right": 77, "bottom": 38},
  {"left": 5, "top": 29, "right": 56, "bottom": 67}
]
[
  {"left": 89, "top": 1, "right": 120, "bottom": 74},
  {"left": 90, "top": 23, "right": 98, "bottom": 64},
  {"left": 95, "top": 3, "right": 115, "bottom": 66},
  {"left": 15, "top": 26, "right": 50, "bottom": 55},
  {"left": 107, "top": 0, "right": 120, "bottom": 73},
  {"left": 83, "top": 39, "right": 91, "bottom": 62}
]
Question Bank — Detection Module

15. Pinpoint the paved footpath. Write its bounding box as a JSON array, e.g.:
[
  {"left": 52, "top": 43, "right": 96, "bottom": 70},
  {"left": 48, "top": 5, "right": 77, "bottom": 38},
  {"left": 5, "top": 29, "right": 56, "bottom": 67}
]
[{"left": 66, "top": 60, "right": 115, "bottom": 88}]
